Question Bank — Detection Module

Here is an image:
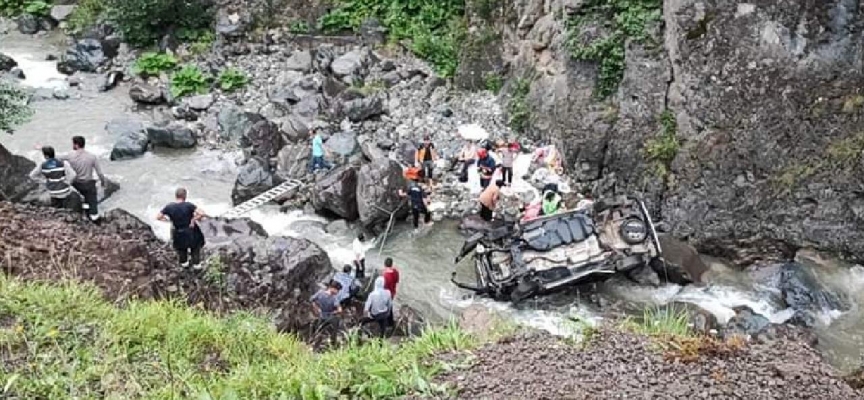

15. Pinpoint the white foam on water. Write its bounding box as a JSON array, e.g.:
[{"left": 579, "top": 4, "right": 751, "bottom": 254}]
[{"left": 3, "top": 51, "right": 68, "bottom": 90}]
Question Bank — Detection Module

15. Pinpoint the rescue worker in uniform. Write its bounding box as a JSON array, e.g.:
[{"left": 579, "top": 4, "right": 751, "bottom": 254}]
[{"left": 29, "top": 146, "right": 77, "bottom": 209}]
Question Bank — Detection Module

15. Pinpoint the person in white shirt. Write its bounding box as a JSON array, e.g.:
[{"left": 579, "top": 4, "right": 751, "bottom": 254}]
[{"left": 352, "top": 234, "right": 366, "bottom": 278}]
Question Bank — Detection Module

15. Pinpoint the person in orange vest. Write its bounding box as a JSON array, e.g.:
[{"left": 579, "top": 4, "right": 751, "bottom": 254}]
[{"left": 415, "top": 135, "right": 438, "bottom": 187}]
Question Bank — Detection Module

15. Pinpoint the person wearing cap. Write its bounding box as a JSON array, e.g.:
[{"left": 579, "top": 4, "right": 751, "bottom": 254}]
[
  {"left": 415, "top": 135, "right": 438, "bottom": 187},
  {"left": 476, "top": 148, "right": 496, "bottom": 189}
]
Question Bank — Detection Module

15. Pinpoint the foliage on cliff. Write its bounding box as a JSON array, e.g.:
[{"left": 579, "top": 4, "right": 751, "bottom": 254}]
[{"left": 0, "top": 82, "right": 32, "bottom": 134}]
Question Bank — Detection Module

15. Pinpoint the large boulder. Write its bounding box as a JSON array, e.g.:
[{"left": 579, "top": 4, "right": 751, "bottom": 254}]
[
  {"left": 311, "top": 165, "right": 359, "bottom": 220},
  {"left": 231, "top": 157, "right": 280, "bottom": 206},
  {"left": 217, "top": 106, "right": 262, "bottom": 142},
  {"left": 356, "top": 158, "right": 409, "bottom": 229},
  {"left": 285, "top": 49, "right": 312, "bottom": 72},
  {"left": 147, "top": 123, "right": 196, "bottom": 148},
  {"left": 654, "top": 234, "right": 709, "bottom": 284},
  {"left": 777, "top": 262, "right": 851, "bottom": 327},
  {"left": 330, "top": 49, "right": 370, "bottom": 77},
  {"left": 0, "top": 143, "right": 39, "bottom": 202},
  {"left": 50, "top": 5, "right": 76, "bottom": 22},
  {"left": 57, "top": 38, "right": 114, "bottom": 74},
  {"left": 324, "top": 130, "right": 359, "bottom": 158},
  {"left": 0, "top": 53, "right": 17, "bottom": 71},
  {"left": 240, "top": 118, "right": 285, "bottom": 159},
  {"left": 199, "top": 217, "right": 268, "bottom": 247},
  {"left": 336, "top": 96, "right": 385, "bottom": 122},
  {"left": 16, "top": 14, "right": 40, "bottom": 34},
  {"left": 129, "top": 83, "right": 165, "bottom": 104},
  {"left": 107, "top": 119, "right": 149, "bottom": 160},
  {"left": 275, "top": 144, "right": 309, "bottom": 180}
]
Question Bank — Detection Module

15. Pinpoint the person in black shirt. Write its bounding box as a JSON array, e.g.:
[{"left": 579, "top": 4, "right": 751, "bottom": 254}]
[
  {"left": 398, "top": 168, "right": 432, "bottom": 230},
  {"left": 415, "top": 135, "right": 437, "bottom": 187},
  {"left": 157, "top": 187, "right": 207, "bottom": 267}
]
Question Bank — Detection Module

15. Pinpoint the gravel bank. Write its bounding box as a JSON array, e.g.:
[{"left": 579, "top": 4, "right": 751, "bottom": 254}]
[{"left": 425, "top": 329, "right": 863, "bottom": 399}]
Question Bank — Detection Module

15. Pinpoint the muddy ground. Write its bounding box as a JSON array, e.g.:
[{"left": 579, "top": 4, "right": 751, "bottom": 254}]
[{"left": 418, "top": 327, "right": 863, "bottom": 400}]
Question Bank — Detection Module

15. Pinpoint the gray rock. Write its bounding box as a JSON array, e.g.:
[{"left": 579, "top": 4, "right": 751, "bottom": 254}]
[
  {"left": 57, "top": 39, "right": 111, "bottom": 74},
  {"left": 339, "top": 96, "right": 384, "bottom": 122},
  {"left": 50, "top": 5, "right": 76, "bottom": 22},
  {"left": 324, "top": 130, "right": 359, "bottom": 158},
  {"left": 199, "top": 217, "right": 268, "bottom": 248},
  {"left": 0, "top": 143, "right": 38, "bottom": 202},
  {"left": 107, "top": 118, "right": 149, "bottom": 160},
  {"left": 312, "top": 165, "right": 359, "bottom": 220},
  {"left": 277, "top": 113, "right": 309, "bottom": 143},
  {"left": 98, "top": 70, "right": 123, "bottom": 92},
  {"left": 184, "top": 94, "right": 214, "bottom": 111},
  {"left": 356, "top": 158, "right": 409, "bottom": 229},
  {"left": 285, "top": 50, "right": 312, "bottom": 72},
  {"left": 240, "top": 118, "right": 285, "bottom": 159},
  {"left": 325, "top": 219, "right": 350, "bottom": 235},
  {"left": 313, "top": 45, "right": 335, "bottom": 73},
  {"left": 16, "top": 14, "right": 39, "bottom": 34},
  {"left": 8, "top": 67, "right": 24, "bottom": 79},
  {"left": 0, "top": 53, "right": 17, "bottom": 71},
  {"left": 217, "top": 106, "right": 260, "bottom": 141},
  {"left": 146, "top": 123, "right": 197, "bottom": 148},
  {"left": 357, "top": 134, "right": 387, "bottom": 160},
  {"left": 276, "top": 144, "right": 309, "bottom": 180},
  {"left": 359, "top": 18, "right": 387, "bottom": 46},
  {"left": 231, "top": 157, "right": 279, "bottom": 205},
  {"left": 128, "top": 83, "right": 164, "bottom": 104},
  {"left": 330, "top": 49, "right": 368, "bottom": 77},
  {"left": 215, "top": 8, "right": 251, "bottom": 38}
]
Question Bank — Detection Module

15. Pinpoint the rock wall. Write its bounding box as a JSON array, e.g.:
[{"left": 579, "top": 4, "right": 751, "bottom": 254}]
[{"left": 484, "top": 0, "right": 864, "bottom": 264}]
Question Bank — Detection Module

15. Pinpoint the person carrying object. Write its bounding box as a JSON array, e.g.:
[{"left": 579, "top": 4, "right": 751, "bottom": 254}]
[
  {"left": 58, "top": 136, "right": 107, "bottom": 223},
  {"left": 398, "top": 167, "right": 433, "bottom": 230},
  {"left": 156, "top": 187, "right": 208, "bottom": 268},
  {"left": 29, "top": 145, "right": 77, "bottom": 209}
]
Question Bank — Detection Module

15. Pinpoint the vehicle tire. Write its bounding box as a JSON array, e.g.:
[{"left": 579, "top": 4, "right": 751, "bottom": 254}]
[
  {"left": 619, "top": 254, "right": 644, "bottom": 271},
  {"left": 619, "top": 218, "right": 649, "bottom": 245}
]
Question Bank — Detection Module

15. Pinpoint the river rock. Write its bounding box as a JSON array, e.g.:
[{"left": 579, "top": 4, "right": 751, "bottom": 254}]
[
  {"left": 217, "top": 106, "right": 261, "bottom": 141},
  {"left": 129, "top": 82, "right": 165, "bottom": 104},
  {"left": 7, "top": 67, "right": 24, "bottom": 80},
  {"left": 199, "top": 217, "right": 268, "bottom": 247},
  {"left": 276, "top": 144, "right": 309, "bottom": 180},
  {"left": 277, "top": 113, "right": 309, "bottom": 143},
  {"left": 330, "top": 49, "right": 369, "bottom": 77},
  {"left": 231, "top": 156, "right": 279, "bottom": 206},
  {"left": 146, "top": 123, "right": 196, "bottom": 148},
  {"left": 311, "top": 165, "right": 359, "bottom": 220},
  {"left": 357, "top": 134, "right": 387, "bottom": 160},
  {"left": 0, "top": 143, "right": 38, "bottom": 202},
  {"left": 0, "top": 53, "right": 16, "bottom": 71},
  {"left": 654, "top": 234, "right": 708, "bottom": 284},
  {"left": 240, "top": 118, "right": 284, "bottom": 159},
  {"left": 356, "top": 158, "right": 409, "bottom": 229},
  {"left": 777, "top": 262, "right": 851, "bottom": 327},
  {"left": 724, "top": 306, "right": 771, "bottom": 337},
  {"left": 285, "top": 49, "right": 312, "bottom": 72},
  {"left": 50, "top": 5, "right": 76, "bottom": 22},
  {"left": 107, "top": 119, "right": 149, "bottom": 160},
  {"left": 337, "top": 96, "right": 384, "bottom": 122},
  {"left": 57, "top": 38, "right": 112, "bottom": 74},
  {"left": 324, "top": 130, "right": 358, "bottom": 158},
  {"left": 184, "top": 94, "right": 214, "bottom": 111},
  {"left": 16, "top": 14, "right": 39, "bottom": 34}
]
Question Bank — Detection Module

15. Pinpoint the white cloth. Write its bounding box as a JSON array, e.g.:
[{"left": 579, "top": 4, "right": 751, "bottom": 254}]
[{"left": 353, "top": 238, "right": 364, "bottom": 261}]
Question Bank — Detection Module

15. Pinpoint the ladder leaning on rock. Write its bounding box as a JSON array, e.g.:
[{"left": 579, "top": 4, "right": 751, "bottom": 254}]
[{"left": 221, "top": 179, "right": 304, "bottom": 219}]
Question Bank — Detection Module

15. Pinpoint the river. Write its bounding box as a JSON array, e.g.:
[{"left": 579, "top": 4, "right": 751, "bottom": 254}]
[{"left": 2, "top": 32, "right": 862, "bottom": 373}]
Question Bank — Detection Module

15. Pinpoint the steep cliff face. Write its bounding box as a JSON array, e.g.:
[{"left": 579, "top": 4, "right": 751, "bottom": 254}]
[{"left": 483, "top": 0, "right": 864, "bottom": 264}]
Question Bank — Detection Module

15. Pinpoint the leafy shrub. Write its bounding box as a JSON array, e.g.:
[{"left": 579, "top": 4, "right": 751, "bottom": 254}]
[
  {"left": 644, "top": 110, "right": 680, "bottom": 176},
  {"left": 0, "top": 0, "right": 48, "bottom": 16},
  {"left": 318, "top": 0, "right": 466, "bottom": 77},
  {"left": 507, "top": 77, "right": 532, "bottom": 133},
  {"left": 217, "top": 68, "right": 249, "bottom": 92},
  {"left": 288, "top": 20, "right": 309, "bottom": 34},
  {"left": 0, "top": 82, "right": 33, "bottom": 134},
  {"left": 103, "top": 0, "right": 213, "bottom": 47},
  {"left": 131, "top": 52, "right": 178, "bottom": 77},
  {"left": 170, "top": 65, "right": 209, "bottom": 98},
  {"left": 567, "top": 0, "right": 662, "bottom": 98},
  {"left": 484, "top": 72, "right": 503, "bottom": 94},
  {"left": 23, "top": 0, "right": 49, "bottom": 15},
  {"left": 66, "top": 0, "right": 105, "bottom": 33}
]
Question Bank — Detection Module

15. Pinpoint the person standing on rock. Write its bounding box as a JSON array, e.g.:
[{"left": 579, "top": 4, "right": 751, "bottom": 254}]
[
  {"left": 382, "top": 258, "right": 400, "bottom": 300},
  {"left": 498, "top": 139, "right": 517, "bottom": 186},
  {"left": 398, "top": 167, "right": 432, "bottom": 230},
  {"left": 415, "top": 135, "right": 438, "bottom": 188},
  {"left": 353, "top": 233, "right": 367, "bottom": 278},
  {"left": 59, "top": 136, "right": 107, "bottom": 223},
  {"left": 309, "top": 129, "right": 331, "bottom": 173},
  {"left": 28, "top": 146, "right": 77, "bottom": 209},
  {"left": 364, "top": 276, "right": 394, "bottom": 337},
  {"left": 477, "top": 148, "right": 496, "bottom": 189},
  {"left": 478, "top": 180, "right": 503, "bottom": 222},
  {"left": 457, "top": 140, "right": 477, "bottom": 183},
  {"left": 333, "top": 264, "right": 359, "bottom": 307},
  {"left": 310, "top": 280, "right": 344, "bottom": 336},
  {"left": 156, "top": 187, "right": 207, "bottom": 268}
]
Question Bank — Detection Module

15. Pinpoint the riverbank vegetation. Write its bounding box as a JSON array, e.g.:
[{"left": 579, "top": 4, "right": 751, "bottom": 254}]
[
  {"left": 0, "top": 275, "right": 477, "bottom": 399},
  {"left": 0, "top": 81, "right": 32, "bottom": 134}
]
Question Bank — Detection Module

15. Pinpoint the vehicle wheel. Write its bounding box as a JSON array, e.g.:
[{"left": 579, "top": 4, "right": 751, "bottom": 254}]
[
  {"left": 510, "top": 279, "right": 538, "bottom": 303},
  {"left": 619, "top": 254, "right": 644, "bottom": 271}
]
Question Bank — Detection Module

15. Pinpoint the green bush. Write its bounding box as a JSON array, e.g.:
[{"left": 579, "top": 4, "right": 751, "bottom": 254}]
[
  {"left": 507, "top": 77, "right": 532, "bottom": 133},
  {"left": 318, "top": 0, "right": 467, "bottom": 77},
  {"left": 218, "top": 68, "right": 249, "bottom": 92},
  {"left": 66, "top": 0, "right": 105, "bottom": 33},
  {"left": 131, "top": 52, "right": 178, "bottom": 77},
  {"left": 0, "top": 275, "right": 478, "bottom": 398},
  {"left": 23, "top": 0, "right": 49, "bottom": 15},
  {"left": 0, "top": 82, "right": 33, "bottom": 134},
  {"left": 0, "top": 0, "right": 49, "bottom": 16},
  {"left": 170, "top": 65, "right": 209, "bottom": 98},
  {"left": 566, "top": 0, "right": 662, "bottom": 98},
  {"left": 484, "top": 72, "right": 504, "bottom": 94},
  {"left": 644, "top": 110, "right": 680, "bottom": 176},
  {"left": 288, "top": 20, "right": 309, "bottom": 34},
  {"left": 103, "top": 0, "right": 213, "bottom": 47}
]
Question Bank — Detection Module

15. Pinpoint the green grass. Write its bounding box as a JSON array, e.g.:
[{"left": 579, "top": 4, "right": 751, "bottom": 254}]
[
  {"left": 506, "top": 76, "right": 532, "bottom": 133},
  {"left": 0, "top": 82, "right": 33, "bottom": 135},
  {"left": 644, "top": 109, "right": 680, "bottom": 177},
  {"left": 0, "top": 275, "right": 478, "bottom": 399},
  {"left": 622, "top": 306, "right": 693, "bottom": 338},
  {"left": 566, "top": 0, "right": 662, "bottom": 98},
  {"left": 318, "top": 0, "right": 467, "bottom": 77}
]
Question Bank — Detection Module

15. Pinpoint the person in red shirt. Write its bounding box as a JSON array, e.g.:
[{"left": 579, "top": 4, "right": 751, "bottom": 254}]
[{"left": 382, "top": 257, "right": 400, "bottom": 299}]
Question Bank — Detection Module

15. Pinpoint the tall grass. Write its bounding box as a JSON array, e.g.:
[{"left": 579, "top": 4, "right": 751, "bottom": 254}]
[
  {"left": 624, "top": 306, "right": 693, "bottom": 337},
  {"left": 0, "top": 276, "right": 477, "bottom": 399}
]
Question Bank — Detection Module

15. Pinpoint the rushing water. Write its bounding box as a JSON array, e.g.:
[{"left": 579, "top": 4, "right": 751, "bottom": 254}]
[{"left": 3, "top": 33, "right": 863, "bottom": 373}]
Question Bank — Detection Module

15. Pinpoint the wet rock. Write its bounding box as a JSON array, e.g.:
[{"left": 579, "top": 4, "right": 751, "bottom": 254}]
[
  {"left": 57, "top": 39, "right": 112, "bottom": 74},
  {"left": 7, "top": 67, "right": 25, "bottom": 79},
  {"left": 146, "top": 123, "right": 196, "bottom": 148},
  {"left": 184, "top": 94, "right": 214, "bottom": 111},
  {"left": 625, "top": 264, "right": 660, "bottom": 286},
  {"left": 0, "top": 53, "right": 16, "bottom": 71},
  {"left": 356, "top": 158, "right": 409, "bottom": 229},
  {"left": 0, "top": 143, "right": 38, "bottom": 202},
  {"left": 844, "top": 366, "right": 864, "bottom": 390},
  {"left": 50, "top": 5, "right": 76, "bottom": 22},
  {"left": 777, "top": 262, "right": 850, "bottom": 327},
  {"left": 275, "top": 144, "right": 309, "bottom": 180},
  {"left": 98, "top": 70, "right": 123, "bottom": 92},
  {"left": 655, "top": 234, "right": 708, "bottom": 284},
  {"left": 240, "top": 118, "right": 285, "bottom": 159},
  {"left": 724, "top": 306, "right": 771, "bottom": 337},
  {"left": 107, "top": 119, "right": 149, "bottom": 161},
  {"left": 102, "top": 208, "right": 152, "bottom": 233},
  {"left": 312, "top": 165, "right": 359, "bottom": 220},
  {"left": 285, "top": 49, "right": 312, "bottom": 72},
  {"left": 16, "top": 14, "right": 39, "bottom": 34},
  {"left": 199, "top": 217, "right": 268, "bottom": 247},
  {"left": 325, "top": 219, "right": 349, "bottom": 235},
  {"left": 231, "top": 157, "right": 279, "bottom": 206},
  {"left": 128, "top": 83, "right": 165, "bottom": 104}
]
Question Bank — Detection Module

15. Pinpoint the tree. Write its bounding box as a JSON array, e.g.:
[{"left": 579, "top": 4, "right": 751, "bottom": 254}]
[{"left": 0, "top": 81, "right": 32, "bottom": 134}]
